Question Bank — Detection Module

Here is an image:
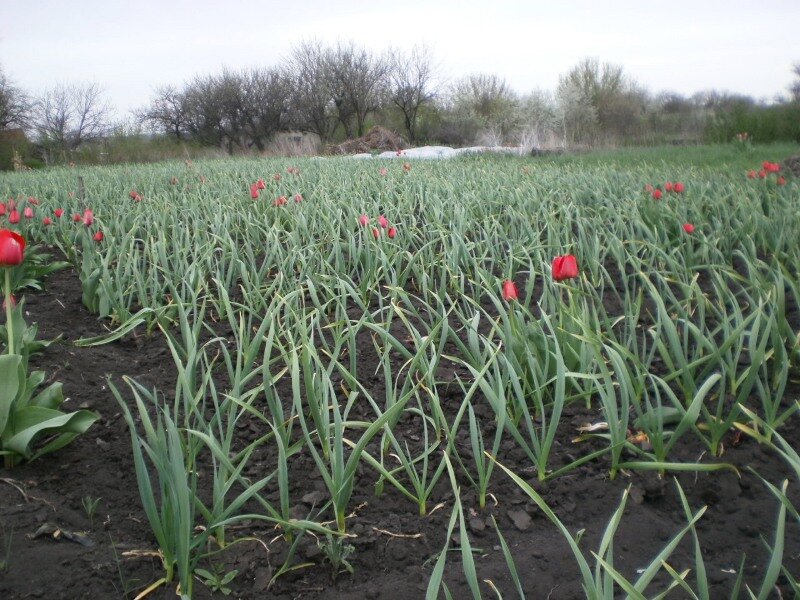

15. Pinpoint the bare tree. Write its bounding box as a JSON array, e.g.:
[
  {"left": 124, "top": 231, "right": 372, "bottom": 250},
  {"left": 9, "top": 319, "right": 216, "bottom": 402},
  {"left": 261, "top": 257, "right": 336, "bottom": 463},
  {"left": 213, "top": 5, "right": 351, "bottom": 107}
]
[
  {"left": 556, "top": 58, "right": 646, "bottom": 145},
  {"left": 646, "top": 91, "right": 706, "bottom": 143},
  {"left": 450, "top": 73, "right": 516, "bottom": 123},
  {"left": 285, "top": 40, "right": 389, "bottom": 140},
  {"left": 557, "top": 78, "right": 598, "bottom": 146},
  {"left": 180, "top": 68, "right": 291, "bottom": 153},
  {"left": 135, "top": 86, "right": 188, "bottom": 140},
  {"left": 0, "top": 66, "right": 32, "bottom": 130},
  {"left": 182, "top": 75, "right": 226, "bottom": 148},
  {"left": 388, "top": 45, "right": 437, "bottom": 142},
  {"left": 285, "top": 40, "right": 339, "bottom": 141},
  {"left": 34, "top": 82, "right": 112, "bottom": 161},
  {"left": 446, "top": 73, "right": 518, "bottom": 143},
  {"left": 239, "top": 67, "right": 292, "bottom": 151},
  {"left": 517, "top": 89, "right": 561, "bottom": 149},
  {"left": 789, "top": 62, "right": 800, "bottom": 102},
  {"left": 325, "top": 42, "right": 389, "bottom": 138},
  {"left": 206, "top": 69, "right": 250, "bottom": 152},
  {"left": 162, "top": 67, "right": 292, "bottom": 153}
]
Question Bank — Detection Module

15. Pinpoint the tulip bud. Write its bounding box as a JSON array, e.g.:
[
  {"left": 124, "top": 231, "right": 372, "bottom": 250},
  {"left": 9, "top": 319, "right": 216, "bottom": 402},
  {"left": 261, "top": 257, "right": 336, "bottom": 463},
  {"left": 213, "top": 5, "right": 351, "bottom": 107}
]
[
  {"left": 552, "top": 255, "right": 579, "bottom": 282},
  {"left": 501, "top": 279, "right": 518, "bottom": 301}
]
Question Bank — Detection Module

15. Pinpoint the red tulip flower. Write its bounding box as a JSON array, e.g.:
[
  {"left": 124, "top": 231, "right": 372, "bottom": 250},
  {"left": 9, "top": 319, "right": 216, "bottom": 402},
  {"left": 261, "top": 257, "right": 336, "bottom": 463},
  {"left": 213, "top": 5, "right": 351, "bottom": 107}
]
[
  {"left": 43, "top": 217, "right": 53, "bottom": 226},
  {"left": 72, "top": 213, "right": 81, "bottom": 222},
  {"left": 747, "top": 170, "right": 756, "bottom": 179},
  {"left": 652, "top": 189, "right": 662, "bottom": 200},
  {"left": 256, "top": 178, "right": 266, "bottom": 190},
  {"left": 54, "top": 208, "right": 64, "bottom": 218},
  {"left": 23, "top": 207, "right": 33, "bottom": 219},
  {"left": 378, "top": 215, "right": 389, "bottom": 229},
  {"left": 93, "top": 231, "right": 104, "bottom": 243},
  {"left": 0, "top": 204, "right": 6, "bottom": 217},
  {"left": 552, "top": 254, "right": 579, "bottom": 282},
  {"left": 501, "top": 279, "right": 518, "bottom": 301},
  {"left": 372, "top": 227, "right": 380, "bottom": 239},
  {"left": 129, "top": 190, "right": 139, "bottom": 199},
  {"left": 250, "top": 184, "right": 259, "bottom": 199},
  {"left": 0, "top": 229, "right": 25, "bottom": 266},
  {"left": 28, "top": 197, "right": 39, "bottom": 205},
  {"left": 273, "top": 196, "right": 287, "bottom": 207},
  {"left": 673, "top": 182, "right": 685, "bottom": 193},
  {"left": 294, "top": 194, "right": 303, "bottom": 203},
  {"left": 8, "top": 210, "right": 20, "bottom": 224},
  {"left": 665, "top": 182, "right": 673, "bottom": 192},
  {"left": 683, "top": 223, "right": 695, "bottom": 234},
  {"left": 758, "top": 170, "right": 766, "bottom": 179},
  {"left": 359, "top": 214, "right": 369, "bottom": 226},
  {"left": 83, "top": 209, "right": 94, "bottom": 226},
  {"left": 777, "top": 176, "right": 786, "bottom": 186},
  {"left": 387, "top": 226, "right": 397, "bottom": 239}
]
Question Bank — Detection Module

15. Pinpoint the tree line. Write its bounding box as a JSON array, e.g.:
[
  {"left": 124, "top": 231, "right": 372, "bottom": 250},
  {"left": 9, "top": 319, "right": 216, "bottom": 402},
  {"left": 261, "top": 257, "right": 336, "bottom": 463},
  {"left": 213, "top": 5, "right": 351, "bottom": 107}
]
[{"left": 1, "top": 41, "right": 799, "bottom": 166}]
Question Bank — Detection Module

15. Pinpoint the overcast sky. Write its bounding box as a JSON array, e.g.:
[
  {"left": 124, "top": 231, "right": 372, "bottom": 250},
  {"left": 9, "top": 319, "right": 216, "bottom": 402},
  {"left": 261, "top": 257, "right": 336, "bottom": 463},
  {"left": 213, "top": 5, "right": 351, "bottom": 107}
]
[{"left": 2, "top": 0, "right": 799, "bottom": 118}]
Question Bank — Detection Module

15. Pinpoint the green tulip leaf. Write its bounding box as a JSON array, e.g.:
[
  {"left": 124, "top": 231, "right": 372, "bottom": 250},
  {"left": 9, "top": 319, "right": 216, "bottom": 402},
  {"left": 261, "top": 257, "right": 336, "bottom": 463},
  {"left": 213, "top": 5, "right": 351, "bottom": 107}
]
[
  {"left": 0, "top": 353, "right": 22, "bottom": 435},
  {"left": 4, "top": 406, "right": 99, "bottom": 458},
  {"left": 29, "top": 382, "right": 65, "bottom": 410}
]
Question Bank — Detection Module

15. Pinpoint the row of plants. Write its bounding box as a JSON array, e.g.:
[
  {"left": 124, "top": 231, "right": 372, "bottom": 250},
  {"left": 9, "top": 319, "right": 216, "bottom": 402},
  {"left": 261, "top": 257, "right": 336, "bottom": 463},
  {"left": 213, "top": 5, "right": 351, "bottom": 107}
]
[{"left": 0, "top": 150, "right": 798, "bottom": 597}]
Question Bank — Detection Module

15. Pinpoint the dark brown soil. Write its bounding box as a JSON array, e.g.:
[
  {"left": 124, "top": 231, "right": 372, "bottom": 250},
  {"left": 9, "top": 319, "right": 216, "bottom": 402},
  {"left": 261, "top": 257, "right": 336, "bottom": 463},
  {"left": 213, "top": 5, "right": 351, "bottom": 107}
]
[
  {"left": 1, "top": 263, "right": 798, "bottom": 599},
  {"left": 784, "top": 154, "right": 800, "bottom": 178}
]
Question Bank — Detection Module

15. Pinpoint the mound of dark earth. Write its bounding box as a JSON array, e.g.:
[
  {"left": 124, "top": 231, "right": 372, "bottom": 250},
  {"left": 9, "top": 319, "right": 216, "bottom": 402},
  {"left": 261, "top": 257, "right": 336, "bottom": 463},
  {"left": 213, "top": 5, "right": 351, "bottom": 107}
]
[
  {"left": 783, "top": 154, "right": 800, "bottom": 177},
  {"left": 329, "top": 126, "right": 407, "bottom": 155}
]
